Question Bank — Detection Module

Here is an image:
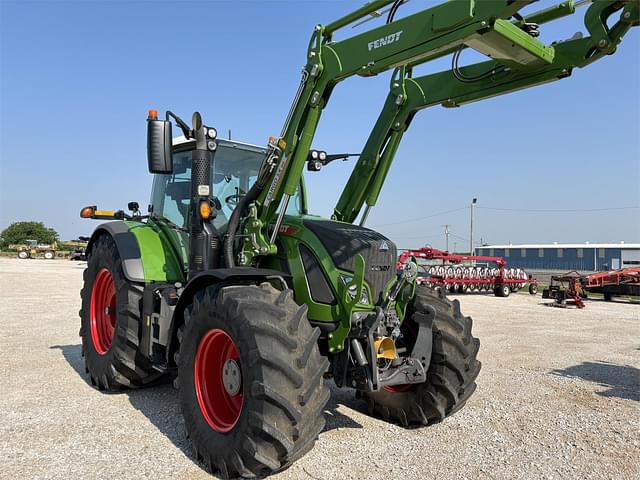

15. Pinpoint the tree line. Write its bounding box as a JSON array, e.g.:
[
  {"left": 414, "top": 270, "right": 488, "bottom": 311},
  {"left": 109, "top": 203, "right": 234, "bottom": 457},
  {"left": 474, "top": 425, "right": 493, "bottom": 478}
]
[{"left": 0, "top": 221, "right": 59, "bottom": 248}]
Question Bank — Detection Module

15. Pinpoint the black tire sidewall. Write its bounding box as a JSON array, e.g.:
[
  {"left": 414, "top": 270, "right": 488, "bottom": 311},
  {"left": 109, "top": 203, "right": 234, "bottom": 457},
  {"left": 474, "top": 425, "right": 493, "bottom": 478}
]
[
  {"left": 81, "top": 237, "right": 131, "bottom": 383},
  {"left": 178, "top": 292, "right": 262, "bottom": 461},
  {"left": 177, "top": 284, "right": 330, "bottom": 477},
  {"left": 364, "top": 286, "right": 480, "bottom": 425}
]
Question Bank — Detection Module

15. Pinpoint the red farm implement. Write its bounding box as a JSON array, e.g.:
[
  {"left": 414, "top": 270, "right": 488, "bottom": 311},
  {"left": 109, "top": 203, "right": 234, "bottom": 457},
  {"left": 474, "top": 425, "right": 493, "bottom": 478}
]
[
  {"left": 542, "top": 272, "right": 585, "bottom": 308},
  {"left": 542, "top": 268, "right": 639, "bottom": 308},
  {"left": 397, "top": 247, "right": 538, "bottom": 297},
  {"left": 582, "top": 267, "right": 640, "bottom": 301}
]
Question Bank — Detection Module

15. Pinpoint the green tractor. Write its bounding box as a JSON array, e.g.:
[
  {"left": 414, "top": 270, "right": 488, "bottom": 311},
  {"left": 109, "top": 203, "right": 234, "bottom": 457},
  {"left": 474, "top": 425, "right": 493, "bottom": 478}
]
[{"left": 79, "top": 1, "right": 638, "bottom": 477}]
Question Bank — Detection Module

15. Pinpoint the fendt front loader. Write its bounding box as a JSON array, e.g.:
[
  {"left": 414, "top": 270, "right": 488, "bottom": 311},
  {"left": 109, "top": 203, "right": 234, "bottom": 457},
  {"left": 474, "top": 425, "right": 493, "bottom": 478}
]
[{"left": 79, "top": 1, "right": 638, "bottom": 477}]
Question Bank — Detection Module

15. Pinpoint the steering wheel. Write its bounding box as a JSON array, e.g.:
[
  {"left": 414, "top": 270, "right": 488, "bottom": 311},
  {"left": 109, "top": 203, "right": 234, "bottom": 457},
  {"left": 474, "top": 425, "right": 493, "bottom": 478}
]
[{"left": 225, "top": 190, "right": 246, "bottom": 208}]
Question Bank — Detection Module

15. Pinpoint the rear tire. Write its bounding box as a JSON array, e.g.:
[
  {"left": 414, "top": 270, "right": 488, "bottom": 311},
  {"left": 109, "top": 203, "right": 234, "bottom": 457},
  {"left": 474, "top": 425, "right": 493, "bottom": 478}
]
[
  {"left": 528, "top": 284, "right": 538, "bottom": 295},
  {"left": 44, "top": 251, "right": 55, "bottom": 260},
  {"left": 176, "top": 282, "right": 330, "bottom": 478},
  {"left": 79, "top": 234, "right": 162, "bottom": 390},
  {"left": 363, "top": 286, "right": 481, "bottom": 427}
]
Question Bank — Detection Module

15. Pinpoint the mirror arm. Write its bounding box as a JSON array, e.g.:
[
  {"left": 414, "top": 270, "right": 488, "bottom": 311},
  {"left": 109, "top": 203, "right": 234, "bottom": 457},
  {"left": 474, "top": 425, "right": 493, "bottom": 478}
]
[{"left": 166, "top": 110, "right": 192, "bottom": 138}]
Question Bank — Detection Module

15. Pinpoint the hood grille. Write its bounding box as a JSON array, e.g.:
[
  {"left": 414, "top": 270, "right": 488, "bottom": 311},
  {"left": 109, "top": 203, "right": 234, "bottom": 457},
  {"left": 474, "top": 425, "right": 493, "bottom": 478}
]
[{"left": 303, "top": 219, "right": 397, "bottom": 305}]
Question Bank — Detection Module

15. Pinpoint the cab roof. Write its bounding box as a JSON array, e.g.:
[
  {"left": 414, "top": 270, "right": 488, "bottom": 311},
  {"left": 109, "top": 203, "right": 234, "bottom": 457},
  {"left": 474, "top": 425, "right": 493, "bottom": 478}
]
[{"left": 172, "top": 135, "right": 267, "bottom": 155}]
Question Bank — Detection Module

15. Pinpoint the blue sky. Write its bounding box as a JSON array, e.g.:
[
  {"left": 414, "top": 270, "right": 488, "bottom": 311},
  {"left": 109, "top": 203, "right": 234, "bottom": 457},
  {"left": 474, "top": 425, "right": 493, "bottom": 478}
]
[{"left": 1, "top": 0, "right": 638, "bottom": 250}]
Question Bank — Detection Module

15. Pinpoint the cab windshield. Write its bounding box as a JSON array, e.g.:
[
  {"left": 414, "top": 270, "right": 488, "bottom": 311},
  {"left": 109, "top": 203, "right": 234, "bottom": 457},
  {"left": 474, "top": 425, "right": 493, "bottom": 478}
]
[{"left": 150, "top": 140, "right": 303, "bottom": 231}]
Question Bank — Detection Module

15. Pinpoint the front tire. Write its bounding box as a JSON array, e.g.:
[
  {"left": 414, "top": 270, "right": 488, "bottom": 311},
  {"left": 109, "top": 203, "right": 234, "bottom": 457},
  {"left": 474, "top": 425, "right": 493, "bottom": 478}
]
[
  {"left": 17, "top": 251, "right": 29, "bottom": 259},
  {"left": 79, "top": 234, "right": 162, "bottom": 390},
  {"left": 177, "top": 283, "right": 330, "bottom": 478},
  {"left": 44, "top": 251, "right": 55, "bottom": 260},
  {"left": 364, "top": 286, "right": 481, "bottom": 427}
]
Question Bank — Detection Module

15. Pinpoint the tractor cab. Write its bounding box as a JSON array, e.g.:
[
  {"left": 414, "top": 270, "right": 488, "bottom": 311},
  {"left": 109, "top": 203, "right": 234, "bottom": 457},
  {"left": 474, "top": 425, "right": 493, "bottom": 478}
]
[{"left": 149, "top": 137, "right": 305, "bottom": 233}]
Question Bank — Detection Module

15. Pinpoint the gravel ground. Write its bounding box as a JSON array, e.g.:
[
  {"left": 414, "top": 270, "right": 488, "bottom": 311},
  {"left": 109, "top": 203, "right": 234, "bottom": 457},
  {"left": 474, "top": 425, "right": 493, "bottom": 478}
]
[{"left": 1, "top": 258, "right": 638, "bottom": 480}]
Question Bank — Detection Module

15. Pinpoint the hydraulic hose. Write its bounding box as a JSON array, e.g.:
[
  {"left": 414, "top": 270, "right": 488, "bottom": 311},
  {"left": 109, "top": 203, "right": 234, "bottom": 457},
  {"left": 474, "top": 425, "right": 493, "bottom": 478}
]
[
  {"left": 386, "top": 0, "right": 404, "bottom": 24},
  {"left": 223, "top": 150, "right": 274, "bottom": 267},
  {"left": 223, "top": 181, "right": 262, "bottom": 268}
]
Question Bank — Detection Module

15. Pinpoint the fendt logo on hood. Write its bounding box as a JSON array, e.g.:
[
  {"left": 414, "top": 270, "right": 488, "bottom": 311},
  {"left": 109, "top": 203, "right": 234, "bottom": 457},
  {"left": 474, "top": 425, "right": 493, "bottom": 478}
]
[{"left": 368, "top": 31, "right": 403, "bottom": 51}]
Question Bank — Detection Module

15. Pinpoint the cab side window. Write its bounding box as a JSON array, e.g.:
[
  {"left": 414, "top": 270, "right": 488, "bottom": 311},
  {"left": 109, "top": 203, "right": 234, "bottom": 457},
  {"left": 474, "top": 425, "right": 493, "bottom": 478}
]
[{"left": 150, "top": 152, "right": 192, "bottom": 228}]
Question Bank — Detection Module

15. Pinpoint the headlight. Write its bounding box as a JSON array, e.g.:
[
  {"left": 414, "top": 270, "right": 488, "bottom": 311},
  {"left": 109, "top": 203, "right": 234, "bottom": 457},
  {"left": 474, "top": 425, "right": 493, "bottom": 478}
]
[
  {"left": 311, "top": 150, "right": 319, "bottom": 159},
  {"left": 319, "top": 151, "right": 327, "bottom": 161},
  {"left": 339, "top": 275, "right": 369, "bottom": 305}
]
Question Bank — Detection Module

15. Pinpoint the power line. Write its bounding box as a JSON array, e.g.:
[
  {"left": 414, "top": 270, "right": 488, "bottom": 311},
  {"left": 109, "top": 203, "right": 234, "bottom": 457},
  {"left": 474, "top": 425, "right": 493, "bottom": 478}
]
[
  {"left": 450, "top": 232, "right": 469, "bottom": 242},
  {"left": 393, "top": 232, "right": 443, "bottom": 241},
  {"left": 370, "top": 206, "right": 467, "bottom": 228},
  {"left": 478, "top": 205, "right": 639, "bottom": 213}
]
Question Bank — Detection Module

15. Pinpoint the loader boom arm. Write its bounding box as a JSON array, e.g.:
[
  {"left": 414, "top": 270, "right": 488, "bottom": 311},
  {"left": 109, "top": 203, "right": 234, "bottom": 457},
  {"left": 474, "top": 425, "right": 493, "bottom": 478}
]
[
  {"left": 333, "top": 0, "right": 639, "bottom": 224},
  {"left": 256, "top": 0, "right": 540, "bottom": 213},
  {"left": 233, "top": 0, "right": 638, "bottom": 265},
  {"left": 232, "top": 0, "right": 544, "bottom": 265}
]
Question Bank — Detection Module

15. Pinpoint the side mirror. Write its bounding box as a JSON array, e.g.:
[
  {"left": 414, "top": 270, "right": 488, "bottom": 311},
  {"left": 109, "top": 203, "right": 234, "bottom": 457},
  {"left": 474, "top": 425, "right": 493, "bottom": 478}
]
[{"left": 147, "top": 111, "right": 173, "bottom": 174}]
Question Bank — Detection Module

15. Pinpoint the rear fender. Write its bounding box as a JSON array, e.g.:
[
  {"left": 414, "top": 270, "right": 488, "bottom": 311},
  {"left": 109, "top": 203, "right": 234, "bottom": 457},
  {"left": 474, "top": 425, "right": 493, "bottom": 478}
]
[
  {"left": 86, "top": 221, "right": 185, "bottom": 283},
  {"left": 86, "top": 222, "right": 145, "bottom": 282}
]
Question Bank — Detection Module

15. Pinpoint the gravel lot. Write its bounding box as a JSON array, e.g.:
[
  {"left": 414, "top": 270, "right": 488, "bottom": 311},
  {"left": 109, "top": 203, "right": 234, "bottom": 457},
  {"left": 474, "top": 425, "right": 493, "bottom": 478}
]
[{"left": 1, "top": 258, "right": 638, "bottom": 480}]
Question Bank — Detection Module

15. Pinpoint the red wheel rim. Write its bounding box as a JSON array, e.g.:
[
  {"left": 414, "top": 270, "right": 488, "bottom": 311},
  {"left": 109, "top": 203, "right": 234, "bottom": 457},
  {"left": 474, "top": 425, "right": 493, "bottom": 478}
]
[
  {"left": 383, "top": 384, "right": 414, "bottom": 393},
  {"left": 90, "top": 268, "right": 116, "bottom": 355},
  {"left": 194, "top": 329, "right": 244, "bottom": 432}
]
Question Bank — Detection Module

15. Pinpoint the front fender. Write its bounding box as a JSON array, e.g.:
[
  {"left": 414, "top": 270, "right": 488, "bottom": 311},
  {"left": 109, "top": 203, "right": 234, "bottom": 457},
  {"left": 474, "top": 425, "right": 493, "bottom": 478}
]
[
  {"left": 174, "top": 268, "right": 291, "bottom": 319},
  {"left": 166, "top": 268, "right": 290, "bottom": 366}
]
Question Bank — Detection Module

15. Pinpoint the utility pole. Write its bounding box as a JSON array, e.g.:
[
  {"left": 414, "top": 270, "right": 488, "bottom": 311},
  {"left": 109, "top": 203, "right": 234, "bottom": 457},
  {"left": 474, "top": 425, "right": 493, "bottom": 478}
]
[
  {"left": 469, "top": 198, "right": 477, "bottom": 255},
  {"left": 443, "top": 224, "right": 451, "bottom": 252},
  {"left": 453, "top": 241, "right": 457, "bottom": 253}
]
